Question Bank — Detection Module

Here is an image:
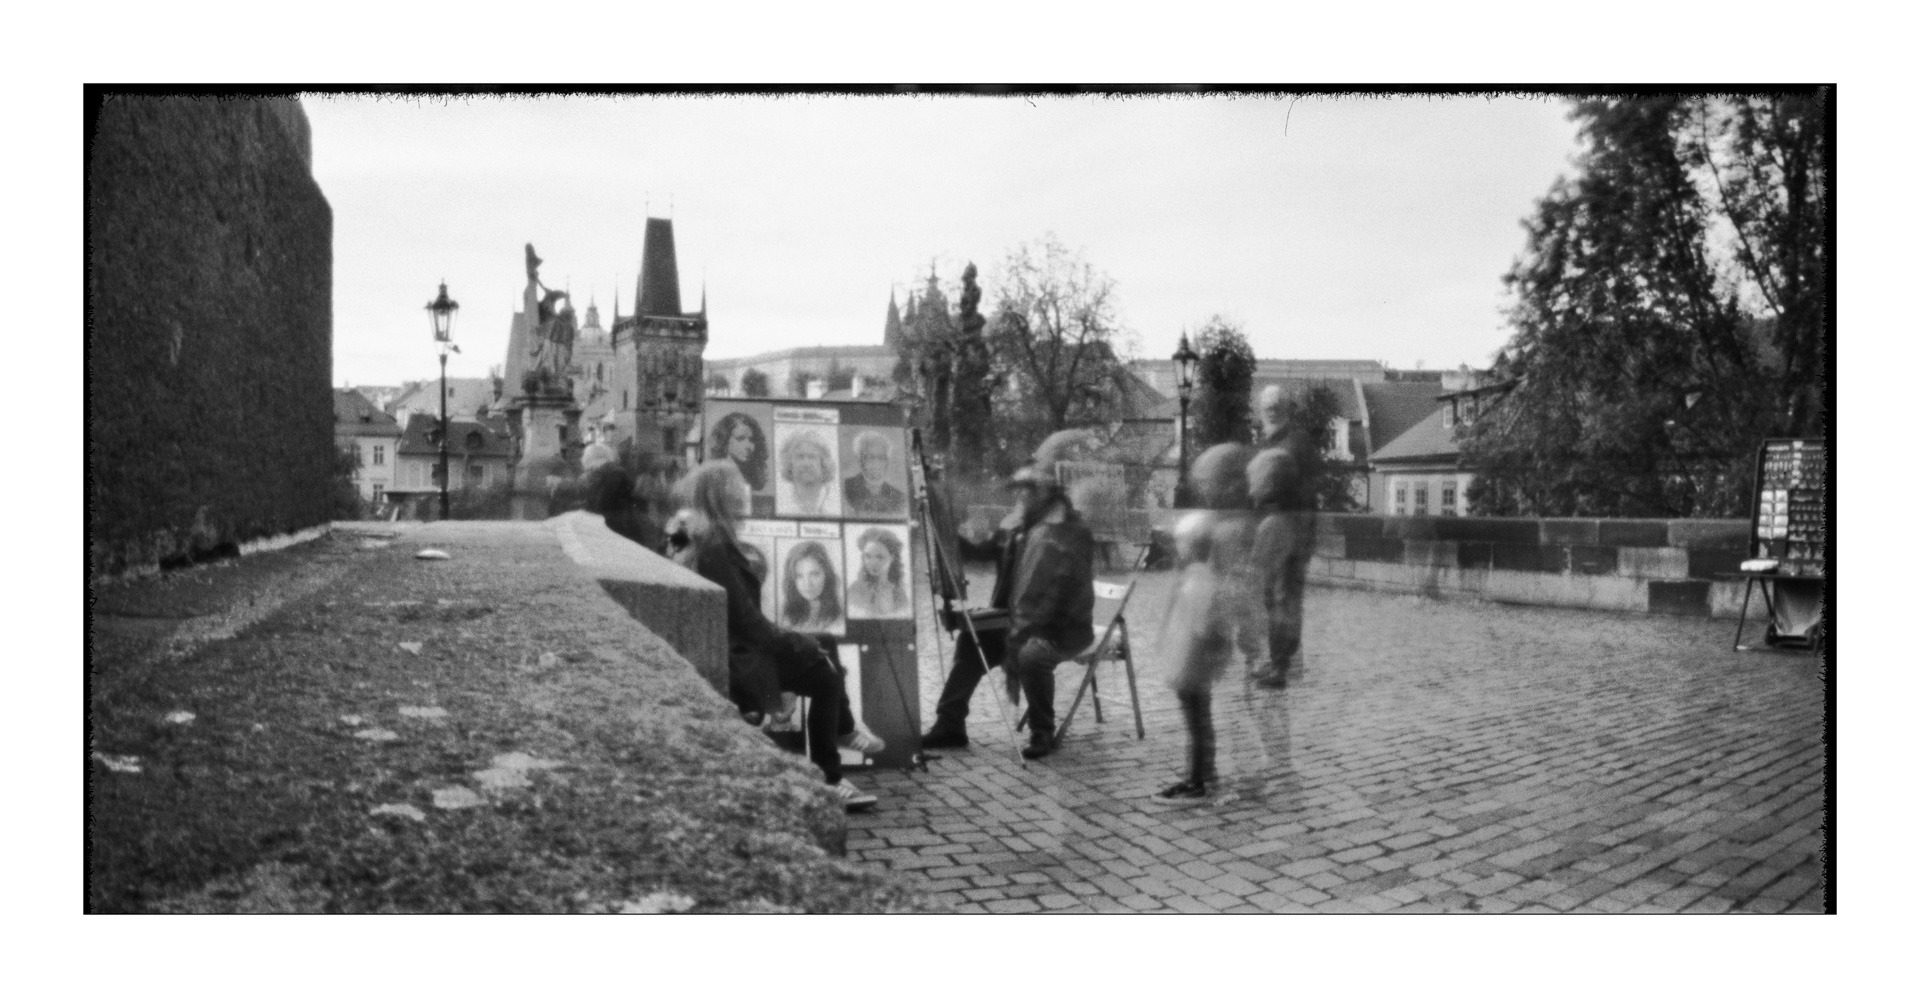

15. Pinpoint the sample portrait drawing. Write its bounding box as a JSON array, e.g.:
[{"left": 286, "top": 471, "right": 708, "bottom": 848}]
[
  {"left": 775, "top": 425, "right": 843, "bottom": 518},
  {"left": 779, "top": 539, "right": 845, "bottom": 635},
  {"left": 736, "top": 535, "right": 777, "bottom": 621},
  {"left": 845, "top": 525, "right": 912, "bottom": 620},
  {"left": 841, "top": 428, "right": 909, "bottom": 518},
  {"left": 709, "top": 410, "right": 773, "bottom": 515}
]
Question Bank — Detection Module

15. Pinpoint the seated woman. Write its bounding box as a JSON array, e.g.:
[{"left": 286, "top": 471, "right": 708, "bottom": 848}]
[
  {"left": 846, "top": 527, "right": 911, "bottom": 619},
  {"left": 672, "top": 461, "right": 883, "bottom": 811},
  {"left": 781, "top": 540, "right": 845, "bottom": 633}
]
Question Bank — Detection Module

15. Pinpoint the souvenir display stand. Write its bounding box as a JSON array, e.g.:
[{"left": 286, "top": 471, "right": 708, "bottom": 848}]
[
  {"left": 699, "top": 398, "right": 921, "bottom": 768},
  {"left": 1729, "top": 438, "right": 1827, "bottom": 652}
]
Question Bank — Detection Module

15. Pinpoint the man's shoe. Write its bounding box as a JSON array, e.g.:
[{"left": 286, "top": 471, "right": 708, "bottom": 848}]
[
  {"left": 827, "top": 778, "right": 878, "bottom": 812},
  {"left": 921, "top": 727, "right": 969, "bottom": 749},
  {"left": 1021, "top": 733, "right": 1056, "bottom": 760},
  {"left": 837, "top": 726, "right": 887, "bottom": 755},
  {"left": 1155, "top": 779, "right": 1208, "bottom": 801}
]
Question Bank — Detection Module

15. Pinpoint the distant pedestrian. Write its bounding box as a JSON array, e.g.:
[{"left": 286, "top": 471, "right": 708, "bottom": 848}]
[{"left": 580, "top": 444, "right": 665, "bottom": 552}]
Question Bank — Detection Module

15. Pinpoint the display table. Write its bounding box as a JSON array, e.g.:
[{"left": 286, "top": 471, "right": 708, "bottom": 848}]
[{"left": 1722, "top": 571, "right": 1825, "bottom": 652}]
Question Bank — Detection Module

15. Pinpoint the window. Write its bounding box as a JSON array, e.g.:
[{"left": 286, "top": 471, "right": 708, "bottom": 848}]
[
  {"left": 466, "top": 431, "right": 484, "bottom": 450},
  {"left": 467, "top": 464, "right": 484, "bottom": 486},
  {"left": 372, "top": 444, "right": 385, "bottom": 466},
  {"left": 1414, "top": 484, "right": 1429, "bottom": 517},
  {"left": 622, "top": 389, "right": 629, "bottom": 409},
  {"left": 1441, "top": 482, "right": 1458, "bottom": 516},
  {"left": 663, "top": 426, "right": 676, "bottom": 452},
  {"left": 1394, "top": 484, "right": 1408, "bottom": 516},
  {"left": 372, "top": 485, "right": 385, "bottom": 503},
  {"left": 1442, "top": 405, "right": 1455, "bottom": 429}
]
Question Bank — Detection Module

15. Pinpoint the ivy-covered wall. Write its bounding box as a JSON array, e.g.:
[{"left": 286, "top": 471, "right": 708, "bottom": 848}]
[{"left": 88, "top": 95, "right": 333, "bottom": 576}]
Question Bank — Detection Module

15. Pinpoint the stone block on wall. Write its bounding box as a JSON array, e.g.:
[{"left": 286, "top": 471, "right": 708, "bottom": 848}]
[
  {"left": 1597, "top": 519, "right": 1670, "bottom": 548},
  {"left": 1687, "top": 547, "right": 1748, "bottom": 581},
  {"left": 552, "top": 512, "right": 728, "bottom": 696},
  {"left": 1616, "top": 546, "right": 1690, "bottom": 580},
  {"left": 1433, "top": 517, "right": 1542, "bottom": 545},
  {"left": 1568, "top": 545, "right": 1619, "bottom": 575},
  {"left": 1491, "top": 542, "right": 1567, "bottom": 574},
  {"left": 1647, "top": 580, "right": 1712, "bottom": 617},
  {"left": 1381, "top": 516, "right": 1439, "bottom": 541},
  {"left": 1346, "top": 536, "right": 1405, "bottom": 563},
  {"left": 1322, "top": 514, "right": 1383, "bottom": 540},
  {"left": 1540, "top": 519, "right": 1600, "bottom": 545},
  {"left": 1667, "top": 519, "right": 1751, "bottom": 550},
  {"left": 1403, "top": 540, "right": 1460, "bottom": 567}
]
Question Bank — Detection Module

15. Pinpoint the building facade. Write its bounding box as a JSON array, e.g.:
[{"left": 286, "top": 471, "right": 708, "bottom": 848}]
[
  {"left": 608, "top": 218, "right": 708, "bottom": 478},
  {"left": 334, "top": 388, "right": 403, "bottom": 505}
]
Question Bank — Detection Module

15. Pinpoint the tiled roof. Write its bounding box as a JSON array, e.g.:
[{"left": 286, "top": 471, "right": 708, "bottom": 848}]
[
  {"left": 706, "top": 344, "right": 898, "bottom": 366},
  {"left": 396, "top": 412, "right": 515, "bottom": 459},
  {"left": 1360, "top": 381, "right": 1448, "bottom": 454},
  {"left": 388, "top": 377, "right": 501, "bottom": 417},
  {"left": 334, "top": 388, "right": 400, "bottom": 434},
  {"left": 1368, "top": 406, "right": 1459, "bottom": 463}
]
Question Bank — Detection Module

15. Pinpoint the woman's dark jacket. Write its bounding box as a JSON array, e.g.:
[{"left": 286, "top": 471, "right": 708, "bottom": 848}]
[{"left": 690, "top": 531, "right": 820, "bottom": 714}]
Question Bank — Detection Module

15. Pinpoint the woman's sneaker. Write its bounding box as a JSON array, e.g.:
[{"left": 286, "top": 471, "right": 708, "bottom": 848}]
[
  {"left": 828, "top": 778, "right": 878, "bottom": 812},
  {"left": 837, "top": 727, "right": 887, "bottom": 755}
]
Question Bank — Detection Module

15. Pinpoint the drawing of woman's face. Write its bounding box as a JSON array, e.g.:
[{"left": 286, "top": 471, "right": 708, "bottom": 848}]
[
  {"left": 861, "top": 540, "right": 892, "bottom": 580},
  {"left": 794, "top": 555, "right": 827, "bottom": 602},
  {"left": 728, "top": 421, "right": 756, "bottom": 463}
]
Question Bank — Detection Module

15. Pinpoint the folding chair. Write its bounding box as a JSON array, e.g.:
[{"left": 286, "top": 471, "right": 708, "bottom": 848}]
[{"left": 1054, "top": 575, "right": 1147, "bottom": 743}]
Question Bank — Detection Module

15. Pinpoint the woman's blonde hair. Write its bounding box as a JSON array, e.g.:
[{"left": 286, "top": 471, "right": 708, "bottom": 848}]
[{"left": 672, "top": 460, "right": 747, "bottom": 543}]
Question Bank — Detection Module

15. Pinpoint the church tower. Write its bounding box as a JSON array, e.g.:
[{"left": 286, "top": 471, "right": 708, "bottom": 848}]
[{"left": 611, "top": 217, "right": 707, "bottom": 478}]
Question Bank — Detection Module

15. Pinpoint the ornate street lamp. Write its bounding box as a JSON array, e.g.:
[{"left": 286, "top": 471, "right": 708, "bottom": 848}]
[
  {"left": 1172, "top": 330, "right": 1199, "bottom": 507},
  {"left": 426, "top": 281, "right": 460, "bottom": 520}
]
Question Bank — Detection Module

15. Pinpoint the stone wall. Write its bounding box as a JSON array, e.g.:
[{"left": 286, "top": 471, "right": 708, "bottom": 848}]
[
  {"left": 967, "top": 505, "right": 1774, "bottom": 619},
  {"left": 551, "top": 512, "right": 728, "bottom": 695},
  {"left": 88, "top": 95, "right": 334, "bottom": 577},
  {"left": 1308, "top": 513, "right": 1759, "bottom": 618}
]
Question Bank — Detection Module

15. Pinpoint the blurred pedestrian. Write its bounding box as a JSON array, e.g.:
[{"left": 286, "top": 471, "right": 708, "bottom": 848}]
[
  {"left": 1156, "top": 511, "right": 1234, "bottom": 800},
  {"left": 580, "top": 443, "right": 665, "bottom": 552},
  {"left": 1250, "top": 385, "right": 1320, "bottom": 687},
  {"left": 1189, "top": 443, "right": 1267, "bottom": 675}
]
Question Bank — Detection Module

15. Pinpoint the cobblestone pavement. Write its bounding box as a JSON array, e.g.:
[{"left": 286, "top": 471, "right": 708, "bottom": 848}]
[{"left": 847, "top": 571, "right": 1829, "bottom": 913}]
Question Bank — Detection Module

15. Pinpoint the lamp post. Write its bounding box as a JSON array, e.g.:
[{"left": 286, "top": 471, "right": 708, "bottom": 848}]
[
  {"left": 426, "top": 281, "right": 460, "bottom": 520},
  {"left": 1172, "top": 331, "right": 1199, "bottom": 508}
]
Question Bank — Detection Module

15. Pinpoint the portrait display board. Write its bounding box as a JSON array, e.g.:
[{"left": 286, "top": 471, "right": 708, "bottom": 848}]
[
  {"left": 704, "top": 399, "right": 919, "bottom": 768},
  {"left": 1748, "top": 438, "right": 1827, "bottom": 577}
]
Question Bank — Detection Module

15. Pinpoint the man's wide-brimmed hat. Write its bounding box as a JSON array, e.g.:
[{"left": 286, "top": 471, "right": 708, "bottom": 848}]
[{"left": 1005, "top": 428, "right": 1096, "bottom": 492}]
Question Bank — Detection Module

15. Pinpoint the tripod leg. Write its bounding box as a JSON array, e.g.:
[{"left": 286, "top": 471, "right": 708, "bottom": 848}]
[{"left": 1121, "top": 629, "right": 1146, "bottom": 740}]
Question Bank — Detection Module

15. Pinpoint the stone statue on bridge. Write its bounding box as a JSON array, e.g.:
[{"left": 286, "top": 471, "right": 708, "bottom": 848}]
[{"left": 521, "top": 243, "right": 576, "bottom": 397}]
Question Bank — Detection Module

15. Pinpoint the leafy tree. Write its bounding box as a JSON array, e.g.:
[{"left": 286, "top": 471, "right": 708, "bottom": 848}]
[
  {"left": 705, "top": 372, "right": 730, "bottom": 395},
  {"left": 786, "top": 369, "right": 812, "bottom": 398},
  {"left": 985, "top": 235, "right": 1138, "bottom": 467},
  {"left": 330, "top": 444, "right": 364, "bottom": 520},
  {"left": 899, "top": 273, "right": 957, "bottom": 453},
  {"left": 1463, "top": 95, "right": 1814, "bottom": 518},
  {"left": 739, "top": 368, "right": 769, "bottom": 398},
  {"left": 1190, "top": 317, "right": 1255, "bottom": 448},
  {"left": 823, "top": 360, "right": 856, "bottom": 392},
  {"left": 1264, "top": 382, "right": 1361, "bottom": 513}
]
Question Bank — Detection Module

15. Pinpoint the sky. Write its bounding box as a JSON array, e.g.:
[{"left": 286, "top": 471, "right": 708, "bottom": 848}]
[{"left": 306, "top": 91, "right": 1584, "bottom": 387}]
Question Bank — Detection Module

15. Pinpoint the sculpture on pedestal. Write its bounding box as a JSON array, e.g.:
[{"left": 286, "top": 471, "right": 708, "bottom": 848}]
[{"left": 521, "top": 243, "right": 577, "bottom": 398}]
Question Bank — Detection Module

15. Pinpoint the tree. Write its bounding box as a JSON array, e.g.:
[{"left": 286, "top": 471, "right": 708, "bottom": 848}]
[
  {"left": 786, "top": 369, "right": 813, "bottom": 398},
  {"left": 985, "top": 235, "right": 1138, "bottom": 466},
  {"left": 705, "top": 372, "right": 730, "bottom": 395},
  {"left": 1266, "top": 382, "right": 1362, "bottom": 513},
  {"left": 739, "top": 368, "right": 769, "bottom": 398},
  {"left": 1190, "top": 317, "right": 1255, "bottom": 448},
  {"left": 823, "top": 359, "right": 856, "bottom": 392},
  {"left": 1463, "top": 95, "right": 1810, "bottom": 518}
]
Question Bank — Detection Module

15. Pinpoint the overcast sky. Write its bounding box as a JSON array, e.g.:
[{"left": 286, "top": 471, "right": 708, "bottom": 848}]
[{"left": 308, "top": 91, "right": 1584, "bottom": 387}]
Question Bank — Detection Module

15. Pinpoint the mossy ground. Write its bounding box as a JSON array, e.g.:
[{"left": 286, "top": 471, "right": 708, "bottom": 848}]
[{"left": 88, "top": 524, "right": 936, "bottom": 913}]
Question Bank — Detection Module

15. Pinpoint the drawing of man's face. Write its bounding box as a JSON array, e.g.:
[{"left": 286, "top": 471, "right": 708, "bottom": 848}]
[{"left": 790, "top": 441, "right": 829, "bottom": 488}]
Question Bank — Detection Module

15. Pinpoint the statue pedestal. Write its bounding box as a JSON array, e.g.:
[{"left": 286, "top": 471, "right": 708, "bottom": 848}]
[{"left": 506, "top": 391, "right": 581, "bottom": 521}]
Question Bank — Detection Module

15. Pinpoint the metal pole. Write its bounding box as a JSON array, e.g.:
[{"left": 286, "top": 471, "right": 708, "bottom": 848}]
[
  {"left": 438, "top": 349, "right": 450, "bottom": 520},
  {"left": 1176, "top": 394, "right": 1190, "bottom": 507}
]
